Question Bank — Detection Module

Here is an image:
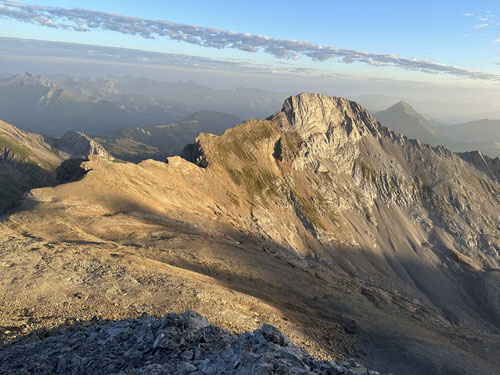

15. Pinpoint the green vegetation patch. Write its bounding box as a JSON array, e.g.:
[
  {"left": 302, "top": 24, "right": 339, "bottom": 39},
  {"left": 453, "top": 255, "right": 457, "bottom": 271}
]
[
  {"left": 95, "top": 137, "right": 164, "bottom": 163},
  {"left": 296, "top": 194, "right": 327, "bottom": 230},
  {"left": 0, "top": 134, "right": 32, "bottom": 160},
  {"left": 227, "top": 166, "right": 282, "bottom": 201},
  {"left": 215, "top": 121, "right": 275, "bottom": 163},
  {"left": 359, "top": 162, "right": 377, "bottom": 184},
  {"left": 280, "top": 131, "right": 303, "bottom": 159}
]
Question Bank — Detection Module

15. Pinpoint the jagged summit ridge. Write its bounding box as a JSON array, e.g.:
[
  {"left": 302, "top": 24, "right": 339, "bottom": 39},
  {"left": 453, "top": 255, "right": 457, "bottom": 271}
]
[
  {"left": 188, "top": 93, "right": 499, "bottom": 269},
  {"left": 6, "top": 72, "right": 56, "bottom": 88},
  {"left": 278, "top": 93, "right": 382, "bottom": 139}
]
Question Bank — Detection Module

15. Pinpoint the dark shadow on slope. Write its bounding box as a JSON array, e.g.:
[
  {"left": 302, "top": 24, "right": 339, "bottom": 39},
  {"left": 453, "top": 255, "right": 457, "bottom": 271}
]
[
  {"left": 0, "top": 311, "right": 360, "bottom": 375},
  {"left": 2, "top": 193, "right": 499, "bottom": 375},
  {"left": 0, "top": 159, "right": 57, "bottom": 215},
  {"left": 167, "top": 239, "right": 500, "bottom": 375},
  {"left": 56, "top": 158, "right": 91, "bottom": 184},
  {"left": 90, "top": 211, "right": 500, "bottom": 375}
]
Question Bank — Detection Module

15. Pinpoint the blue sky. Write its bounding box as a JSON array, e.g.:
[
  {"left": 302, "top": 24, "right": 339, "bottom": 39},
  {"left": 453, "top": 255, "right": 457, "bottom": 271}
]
[
  {"left": 2, "top": 0, "right": 499, "bottom": 67},
  {"left": 0, "top": 0, "right": 499, "bottom": 103}
]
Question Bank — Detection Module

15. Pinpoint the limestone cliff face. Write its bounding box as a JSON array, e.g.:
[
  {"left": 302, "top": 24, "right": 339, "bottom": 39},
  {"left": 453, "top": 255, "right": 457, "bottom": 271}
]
[
  {"left": 275, "top": 94, "right": 380, "bottom": 174},
  {"left": 188, "top": 93, "right": 499, "bottom": 272}
]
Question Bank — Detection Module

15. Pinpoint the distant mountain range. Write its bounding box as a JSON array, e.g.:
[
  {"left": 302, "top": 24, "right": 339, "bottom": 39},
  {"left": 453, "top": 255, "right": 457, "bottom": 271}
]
[
  {"left": 95, "top": 111, "right": 242, "bottom": 162},
  {"left": 353, "top": 94, "right": 500, "bottom": 124},
  {"left": 439, "top": 119, "right": 500, "bottom": 158},
  {"left": 0, "top": 73, "right": 287, "bottom": 137},
  {"left": 0, "top": 73, "right": 194, "bottom": 136},
  {"left": 49, "top": 74, "right": 288, "bottom": 121},
  {"left": 374, "top": 101, "right": 500, "bottom": 158},
  {"left": 1, "top": 72, "right": 498, "bottom": 160},
  {"left": 374, "top": 101, "right": 440, "bottom": 145}
]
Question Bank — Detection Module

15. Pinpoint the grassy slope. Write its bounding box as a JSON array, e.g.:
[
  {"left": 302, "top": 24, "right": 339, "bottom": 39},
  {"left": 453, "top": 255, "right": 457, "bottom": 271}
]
[{"left": 0, "top": 124, "right": 61, "bottom": 207}]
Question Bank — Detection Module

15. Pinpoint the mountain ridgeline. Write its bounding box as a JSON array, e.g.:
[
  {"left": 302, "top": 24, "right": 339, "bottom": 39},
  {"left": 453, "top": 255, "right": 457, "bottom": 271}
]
[
  {"left": 1, "top": 94, "right": 499, "bottom": 374},
  {"left": 95, "top": 111, "right": 242, "bottom": 162},
  {"left": 374, "top": 100, "right": 500, "bottom": 158},
  {"left": 0, "top": 120, "right": 110, "bottom": 209},
  {"left": 0, "top": 72, "right": 288, "bottom": 136},
  {"left": 0, "top": 72, "right": 194, "bottom": 135}
]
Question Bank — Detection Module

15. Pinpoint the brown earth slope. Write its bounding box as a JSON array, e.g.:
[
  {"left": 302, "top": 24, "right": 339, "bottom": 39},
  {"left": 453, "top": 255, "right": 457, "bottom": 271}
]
[
  {"left": 0, "top": 120, "right": 110, "bottom": 210},
  {"left": 0, "top": 120, "right": 63, "bottom": 208},
  {"left": 0, "top": 94, "right": 499, "bottom": 374}
]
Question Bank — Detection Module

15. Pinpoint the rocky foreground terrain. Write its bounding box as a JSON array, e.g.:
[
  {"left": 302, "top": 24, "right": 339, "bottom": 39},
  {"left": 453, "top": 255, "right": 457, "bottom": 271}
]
[
  {"left": 0, "top": 311, "right": 382, "bottom": 374},
  {"left": 1, "top": 94, "right": 499, "bottom": 374}
]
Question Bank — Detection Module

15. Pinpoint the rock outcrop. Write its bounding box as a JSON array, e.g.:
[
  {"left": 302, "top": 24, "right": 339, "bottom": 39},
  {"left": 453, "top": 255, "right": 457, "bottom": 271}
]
[
  {"left": 458, "top": 150, "right": 500, "bottom": 183},
  {"left": 49, "top": 131, "right": 112, "bottom": 161},
  {"left": 0, "top": 311, "right": 383, "bottom": 375}
]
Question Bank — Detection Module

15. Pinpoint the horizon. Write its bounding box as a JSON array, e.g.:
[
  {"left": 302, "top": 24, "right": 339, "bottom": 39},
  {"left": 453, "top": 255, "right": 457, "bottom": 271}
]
[{"left": 0, "top": 1, "right": 499, "bottom": 111}]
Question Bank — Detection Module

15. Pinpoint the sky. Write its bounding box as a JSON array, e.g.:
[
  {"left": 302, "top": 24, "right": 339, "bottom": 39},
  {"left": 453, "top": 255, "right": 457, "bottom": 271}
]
[{"left": 0, "top": 0, "right": 499, "bottom": 106}]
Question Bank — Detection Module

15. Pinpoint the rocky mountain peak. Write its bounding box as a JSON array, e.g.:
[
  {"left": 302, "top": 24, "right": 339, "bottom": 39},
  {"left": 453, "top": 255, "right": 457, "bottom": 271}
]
[
  {"left": 389, "top": 100, "right": 417, "bottom": 114},
  {"left": 374, "top": 100, "right": 438, "bottom": 142},
  {"left": 1, "top": 94, "right": 500, "bottom": 374},
  {"left": 51, "top": 131, "right": 112, "bottom": 160},
  {"left": 264, "top": 93, "right": 385, "bottom": 173},
  {"left": 278, "top": 93, "right": 381, "bottom": 139}
]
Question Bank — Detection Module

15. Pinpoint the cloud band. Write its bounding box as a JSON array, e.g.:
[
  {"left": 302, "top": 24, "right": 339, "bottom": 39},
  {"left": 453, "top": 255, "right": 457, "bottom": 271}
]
[{"left": 0, "top": 1, "right": 499, "bottom": 82}]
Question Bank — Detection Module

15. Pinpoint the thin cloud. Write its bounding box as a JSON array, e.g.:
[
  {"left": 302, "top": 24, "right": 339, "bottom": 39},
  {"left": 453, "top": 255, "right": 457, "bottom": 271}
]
[
  {"left": 1, "top": 1, "right": 499, "bottom": 82},
  {"left": 0, "top": 36, "right": 282, "bottom": 75},
  {"left": 467, "top": 11, "right": 499, "bottom": 28},
  {"left": 0, "top": 36, "right": 346, "bottom": 78},
  {"left": 466, "top": 11, "right": 500, "bottom": 46}
]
